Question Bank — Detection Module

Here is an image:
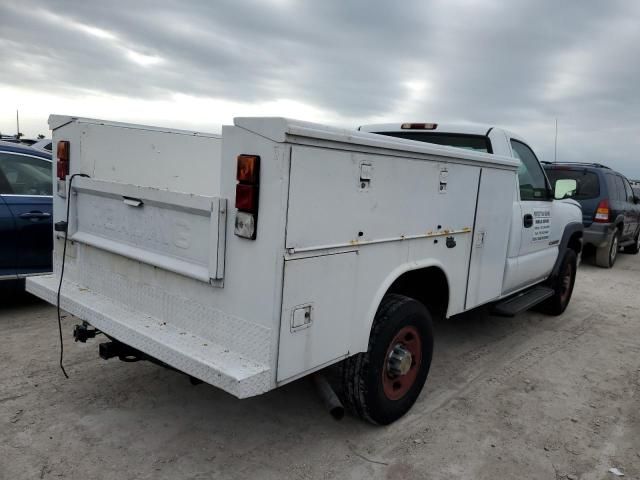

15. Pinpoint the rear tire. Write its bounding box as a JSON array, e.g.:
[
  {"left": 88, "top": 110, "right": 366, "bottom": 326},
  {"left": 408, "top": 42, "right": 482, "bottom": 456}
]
[
  {"left": 595, "top": 231, "right": 619, "bottom": 268},
  {"left": 623, "top": 229, "right": 640, "bottom": 254},
  {"left": 537, "top": 249, "right": 577, "bottom": 316},
  {"left": 339, "top": 294, "right": 434, "bottom": 425}
]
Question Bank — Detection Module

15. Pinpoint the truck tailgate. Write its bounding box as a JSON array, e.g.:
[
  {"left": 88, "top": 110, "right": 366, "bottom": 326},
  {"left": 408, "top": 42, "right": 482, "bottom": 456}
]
[{"left": 70, "top": 177, "right": 226, "bottom": 283}]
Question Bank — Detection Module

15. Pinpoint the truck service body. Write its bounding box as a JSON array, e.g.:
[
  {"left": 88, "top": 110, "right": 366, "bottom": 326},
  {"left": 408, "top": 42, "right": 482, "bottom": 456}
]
[{"left": 27, "top": 116, "right": 583, "bottom": 424}]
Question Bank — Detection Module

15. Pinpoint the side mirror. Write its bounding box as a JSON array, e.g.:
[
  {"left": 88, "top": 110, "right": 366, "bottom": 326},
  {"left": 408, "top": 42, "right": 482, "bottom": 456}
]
[{"left": 554, "top": 178, "right": 578, "bottom": 200}]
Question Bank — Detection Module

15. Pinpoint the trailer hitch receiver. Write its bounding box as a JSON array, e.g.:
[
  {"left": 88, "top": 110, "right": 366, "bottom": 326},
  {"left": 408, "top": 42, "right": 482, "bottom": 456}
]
[
  {"left": 99, "top": 341, "right": 144, "bottom": 362},
  {"left": 98, "top": 340, "right": 203, "bottom": 385}
]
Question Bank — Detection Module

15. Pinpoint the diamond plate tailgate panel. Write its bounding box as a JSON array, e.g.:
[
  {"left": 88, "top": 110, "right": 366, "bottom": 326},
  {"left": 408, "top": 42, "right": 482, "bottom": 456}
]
[{"left": 27, "top": 274, "right": 271, "bottom": 399}]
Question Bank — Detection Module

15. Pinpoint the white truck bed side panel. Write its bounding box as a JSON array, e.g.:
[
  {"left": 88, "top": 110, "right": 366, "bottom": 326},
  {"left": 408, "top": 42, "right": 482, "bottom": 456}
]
[
  {"left": 465, "top": 168, "right": 516, "bottom": 309},
  {"left": 278, "top": 144, "right": 485, "bottom": 381},
  {"left": 285, "top": 145, "right": 479, "bottom": 251}
]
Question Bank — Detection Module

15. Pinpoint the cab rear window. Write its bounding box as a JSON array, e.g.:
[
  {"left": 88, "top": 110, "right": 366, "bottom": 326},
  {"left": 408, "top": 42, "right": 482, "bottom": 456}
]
[
  {"left": 545, "top": 169, "right": 600, "bottom": 199},
  {"left": 374, "top": 132, "right": 491, "bottom": 153}
]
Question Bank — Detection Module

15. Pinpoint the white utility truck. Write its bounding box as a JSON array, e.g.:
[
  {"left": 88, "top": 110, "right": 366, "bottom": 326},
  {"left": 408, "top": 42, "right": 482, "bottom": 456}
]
[{"left": 27, "top": 116, "right": 583, "bottom": 425}]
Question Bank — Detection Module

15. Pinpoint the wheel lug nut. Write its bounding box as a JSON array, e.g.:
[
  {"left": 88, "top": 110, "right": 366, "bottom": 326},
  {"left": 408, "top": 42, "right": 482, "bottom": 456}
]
[{"left": 387, "top": 344, "right": 412, "bottom": 377}]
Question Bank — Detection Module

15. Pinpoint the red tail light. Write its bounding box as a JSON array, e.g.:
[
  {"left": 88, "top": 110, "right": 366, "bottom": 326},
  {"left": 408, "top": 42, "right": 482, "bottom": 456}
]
[
  {"left": 235, "top": 184, "right": 259, "bottom": 213},
  {"left": 56, "top": 140, "right": 70, "bottom": 180},
  {"left": 594, "top": 199, "right": 610, "bottom": 223},
  {"left": 235, "top": 154, "right": 260, "bottom": 239}
]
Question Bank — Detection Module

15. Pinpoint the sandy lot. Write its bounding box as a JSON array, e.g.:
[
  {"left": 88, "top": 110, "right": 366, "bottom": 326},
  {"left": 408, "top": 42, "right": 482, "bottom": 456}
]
[{"left": 1, "top": 255, "right": 639, "bottom": 480}]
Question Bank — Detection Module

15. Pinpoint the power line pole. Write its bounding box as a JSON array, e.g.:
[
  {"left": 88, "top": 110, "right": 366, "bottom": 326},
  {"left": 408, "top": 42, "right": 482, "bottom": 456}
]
[{"left": 16, "top": 109, "right": 20, "bottom": 138}]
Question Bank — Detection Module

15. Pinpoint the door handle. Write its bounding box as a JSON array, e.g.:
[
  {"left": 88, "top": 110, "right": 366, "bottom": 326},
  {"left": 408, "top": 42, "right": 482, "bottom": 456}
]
[
  {"left": 19, "top": 211, "right": 51, "bottom": 220},
  {"left": 523, "top": 214, "right": 533, "bottom": 228},
  {"left": 123, "top": 196, "right": 144, "bottom": 207}
]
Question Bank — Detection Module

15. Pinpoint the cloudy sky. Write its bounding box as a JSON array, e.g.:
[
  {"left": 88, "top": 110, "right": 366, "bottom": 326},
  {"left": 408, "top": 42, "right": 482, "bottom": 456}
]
[{"left": 1, "top": 0, "right": 639, "bottom": 177}]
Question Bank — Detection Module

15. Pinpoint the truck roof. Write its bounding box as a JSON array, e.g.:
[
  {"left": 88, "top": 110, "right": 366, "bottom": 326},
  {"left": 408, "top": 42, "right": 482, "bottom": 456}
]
[
  {"left": 234, "top": 117, "right": 519, "bottom": 170},
  {"left": 359, "top": 122, "right": 492, "bottom": 136},
  {"left": 358, "top": 122, "right": 527, "bottom": 144}
]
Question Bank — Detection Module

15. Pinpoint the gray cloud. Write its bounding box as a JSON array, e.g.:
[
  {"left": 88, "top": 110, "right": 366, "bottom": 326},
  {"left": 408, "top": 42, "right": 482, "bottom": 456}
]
[{"left": 1, "top": 0, "right": 639, "bottom": 176}]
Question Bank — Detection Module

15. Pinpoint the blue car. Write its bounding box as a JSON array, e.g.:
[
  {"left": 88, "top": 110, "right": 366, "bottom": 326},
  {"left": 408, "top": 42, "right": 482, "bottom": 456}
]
[{"left": 0, "top": 141, "right": 53, "bottom": 281}]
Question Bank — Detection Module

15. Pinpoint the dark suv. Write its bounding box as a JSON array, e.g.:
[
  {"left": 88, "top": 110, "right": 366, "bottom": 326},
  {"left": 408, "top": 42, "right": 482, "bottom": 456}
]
[{"left": 544, "top": 162, "right": 640, "bottom": 268}]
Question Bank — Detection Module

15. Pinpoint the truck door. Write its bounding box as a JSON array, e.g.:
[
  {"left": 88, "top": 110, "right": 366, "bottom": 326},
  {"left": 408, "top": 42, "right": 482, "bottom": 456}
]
[
  {"left": 0, "top": 152, "right": 53, "bottom": 275},
  {"left": 465, "top": 168, "right": 516, "bottom": 309},
  {"left": 510, "top": 140, "right": 560, "bottom": 288}
]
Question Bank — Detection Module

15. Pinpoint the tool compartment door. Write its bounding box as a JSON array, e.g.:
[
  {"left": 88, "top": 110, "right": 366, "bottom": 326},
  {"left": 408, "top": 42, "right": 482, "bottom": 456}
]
[
  {"left": 69, "top": 177, "right": 226, "bottom": 283},
  {"left": 277, "top": 251, "right": 357, "bottom": 382},
  {"left": 465, "top": 168, "right": 515, "bottom": 309}
]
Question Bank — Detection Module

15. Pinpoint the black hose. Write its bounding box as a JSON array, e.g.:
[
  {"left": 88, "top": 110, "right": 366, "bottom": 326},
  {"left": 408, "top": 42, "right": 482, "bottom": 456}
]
[{"left": 57, "top": 173, "right": 89, "bottom": 378}]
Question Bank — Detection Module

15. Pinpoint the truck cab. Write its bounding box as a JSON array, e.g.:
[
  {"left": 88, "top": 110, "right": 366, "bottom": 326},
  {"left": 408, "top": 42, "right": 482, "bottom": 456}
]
[{"left": 358, "top": 123, "right": 583, "bottom": 297}]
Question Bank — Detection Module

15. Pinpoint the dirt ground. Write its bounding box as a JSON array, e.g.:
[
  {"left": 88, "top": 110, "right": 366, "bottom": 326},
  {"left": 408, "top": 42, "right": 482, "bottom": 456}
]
[{"left": 1, "top": 254, "right": 639, "bottom": 480}]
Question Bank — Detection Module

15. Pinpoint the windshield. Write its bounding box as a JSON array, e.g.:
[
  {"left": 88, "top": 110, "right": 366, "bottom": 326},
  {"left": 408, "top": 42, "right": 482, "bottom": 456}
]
[
  {"left": 545, "top": 169, "right": 600, "bottom": 200},
  {"left": 374, "top": 132, "right": 491, "bottom": 153}
]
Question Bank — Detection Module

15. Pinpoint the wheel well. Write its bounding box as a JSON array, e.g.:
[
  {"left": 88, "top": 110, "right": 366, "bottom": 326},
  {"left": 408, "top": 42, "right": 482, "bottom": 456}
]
[
  {"left": 386, "top": 267, "right": 449, "bottom": 319},
  {"left": 568, "top": 231, "right": 583, "bottom": 254}
]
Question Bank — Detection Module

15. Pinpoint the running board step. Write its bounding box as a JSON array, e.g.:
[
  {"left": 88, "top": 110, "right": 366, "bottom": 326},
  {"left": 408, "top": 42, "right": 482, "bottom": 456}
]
[{"left": 491, "top": 286, "right": 554, "bottom": 317}]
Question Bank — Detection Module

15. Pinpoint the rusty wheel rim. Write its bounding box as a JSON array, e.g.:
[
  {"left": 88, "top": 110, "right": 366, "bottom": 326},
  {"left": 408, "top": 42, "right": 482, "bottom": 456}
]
[{"left": 382, "top": 325, "right": 422, "bottom": 401}]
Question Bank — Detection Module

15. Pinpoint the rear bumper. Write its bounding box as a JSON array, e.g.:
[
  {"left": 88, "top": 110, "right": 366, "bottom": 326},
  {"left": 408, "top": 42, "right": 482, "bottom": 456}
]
[
  {"left": 26, "top": 274, "right": 271, "bottom": 398},
  {"left": 583, "top": 223, "right": 614, "bottom": 248}
]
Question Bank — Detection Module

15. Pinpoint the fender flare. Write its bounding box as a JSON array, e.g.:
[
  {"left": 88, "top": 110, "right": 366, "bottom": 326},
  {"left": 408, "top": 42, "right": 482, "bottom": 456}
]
[
  {"left": 354, "top": 260, "right": 451, "bottom": 354},
  {"left": 551, "top": 221, "right": 583, "bottom": 277}
]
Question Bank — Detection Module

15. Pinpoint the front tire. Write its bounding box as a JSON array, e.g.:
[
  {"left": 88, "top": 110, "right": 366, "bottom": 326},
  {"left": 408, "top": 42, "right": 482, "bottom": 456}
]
[
  {"left": 595, "top": 231, "right": 619, "bottom": 268},
  {"left": 537, "top": 249, "right": 577, "bottom": 316},
  {"left": 339, "top": 294, "right": 434, "bottom": 425}
]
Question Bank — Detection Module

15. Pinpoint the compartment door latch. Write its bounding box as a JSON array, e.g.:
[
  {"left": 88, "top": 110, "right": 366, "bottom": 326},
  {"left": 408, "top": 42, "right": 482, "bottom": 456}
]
[
  {"left": 359, "top": 163, "right": 373, "bottom": 190},
  {"left": 291, "top": 305, "right": 313, "bottom": 331}
]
